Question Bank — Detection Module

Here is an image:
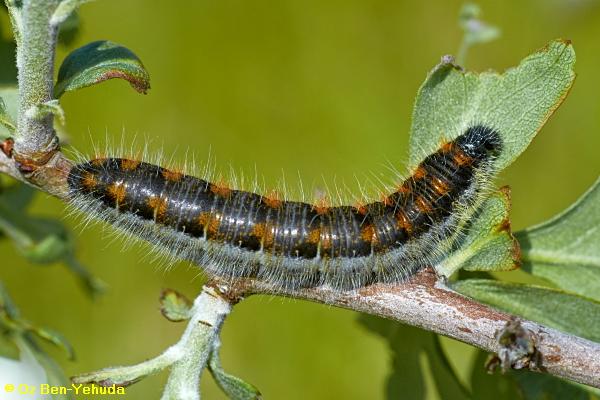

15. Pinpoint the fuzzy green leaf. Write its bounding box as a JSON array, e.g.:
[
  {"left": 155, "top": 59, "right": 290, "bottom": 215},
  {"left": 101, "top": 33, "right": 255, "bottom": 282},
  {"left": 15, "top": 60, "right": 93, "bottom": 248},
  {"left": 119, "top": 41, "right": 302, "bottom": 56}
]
[
  {"left": 452, "top": 279, "right": 600, "bottom": 342},
  {"left": 208, "top": 346, "right": 262, "bottom": 400},
  {"left": 55, "top": 40, "right": 150, "bottom": 97},
  {"left": 436, "top": 188, "right": 519, "bottom": 277},
  {"left": 409, "top": 39, "right": 575, "bottom": 171},
  {"left": 51, "top": 0, "right": 91, "bottom": 27},
  {"left": 516, "top": 177, "right": 600, "bottom": 302},
  {"left": 159, "top": 289, "right": 192, "bottom": 322},
  {"left": 25, "top": 99, "right": 65, "bottom": 124}
]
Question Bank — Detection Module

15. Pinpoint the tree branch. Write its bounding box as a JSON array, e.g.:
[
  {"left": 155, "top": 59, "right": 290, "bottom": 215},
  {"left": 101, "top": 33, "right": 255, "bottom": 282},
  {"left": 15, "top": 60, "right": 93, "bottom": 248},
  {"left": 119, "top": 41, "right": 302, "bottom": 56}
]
[
  {"left": 215, "top": 268, "right": 600, "bottom": 389},
  {"left": 16, "top": 0, "right": 60, "bottom": 155}
]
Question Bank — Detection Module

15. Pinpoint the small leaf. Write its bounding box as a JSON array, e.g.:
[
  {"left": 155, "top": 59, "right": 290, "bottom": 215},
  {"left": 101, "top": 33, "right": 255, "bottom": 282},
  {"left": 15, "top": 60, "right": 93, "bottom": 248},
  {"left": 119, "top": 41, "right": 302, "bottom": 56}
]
[
  {"left": 159, "top": 289, "right": 192, "bottom": 322},
  {"left": 25, "top": 99, "right": 65, "bottom": 124},
  {"left": 209, "top": 340, "right": 262, "bottom": 400},
  {"left": 28, "top": 326, "right": 75, "bottom": 360},
  {"left": 51, "top": 0, "right": 91, "bottom": 27},
  {"left": 459, "top": 4, "right": 500, "bottom": 46},
  {"left": 0, "top": 281, "right": 20, "bottom": 320},
  {"left": 452, "top": 279, "right": 600, "bottom": 342},
  {"left": 55, "top": 40, "right": 150, "bottom": 97},
  {"left": 516, "top": 177, "right": 600, "bottom": 302},
  {"left": 0, "top": 87, "right": 18, "bottom": 138},
  {"left": 0, "top": 98, "right": 16, "bottom": 133},
  {"left": 409, "top": 40, "right": 575, "bottom": 172},
  {"left": 64, "top": 256, "right": 108, "bottom": 299},
  {"left": 0, "top": 334, "right": 20, "bottom": 361},
  {"left": 437, "top": 188, "right": 519, "bottom": 277}
]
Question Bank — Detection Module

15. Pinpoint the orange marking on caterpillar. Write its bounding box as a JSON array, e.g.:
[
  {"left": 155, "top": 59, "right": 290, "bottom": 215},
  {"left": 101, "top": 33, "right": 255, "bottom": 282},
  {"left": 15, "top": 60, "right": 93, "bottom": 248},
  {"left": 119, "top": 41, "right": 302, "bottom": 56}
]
[
  {"left": 360, "top": 224, "right": 377, "bottom": 244},
  {"left": 107, "top": 182, "right": 127, "bottom": 204},
  {"left": 396, "top": 182, "right": 412, "bottom": 195},
  {"left": 397, "top": 211, "right": 413, "bottom": 234},
  {"left": 81, "top": 171, "right": 98, "bottom": 190},
  {"left": 162, "top": 168, "right": 184, "bottom": 182},
  {"left": 210, "top": 177, "right": 232, "bottom": 198},
  {"left": 320, "top": 232, "right": 332, "bottom": 251},
  {"left": 199, "top": 212, "right": 223, "bottom": 239},
  {"left": 353, "top": 198, "right": 370, "bottom": 215},
  {"left": 313, "top": 197, "right": 331, "bottom": 215},
  {"left": 147, "top": 196, "right": 168, "bottom": 221},
  {"left": 413, "top": 166, "right": 427, "bottom": 179},
  {"left": 415, "top": 196, "right": 433, "bottom": 213},
  {"left": 440, "top": 141, "right": 454, "bottom": 153},
  {"left": 91, "top": 158, "right": 105, "bottom": 167},
  {"left": 452, "top": 148, "right": 473, "bottom": 166},
  {"left": 253, "top": 223, "right": 275, "bottom": 249},
  {"left": 431, "top": 175, "right": 450, "bottom": 195},
  {"left": 383, "top": 196, "right": 395, "bottom": 207},
  {"left": 307, "top": 228, "right": 321, "bottom": 244},
  {"left": 120, "top": 159, "right": 141, "bottom": 171},
  {"left": 263, "top": 190, "right": 283, "bottom": 208}
]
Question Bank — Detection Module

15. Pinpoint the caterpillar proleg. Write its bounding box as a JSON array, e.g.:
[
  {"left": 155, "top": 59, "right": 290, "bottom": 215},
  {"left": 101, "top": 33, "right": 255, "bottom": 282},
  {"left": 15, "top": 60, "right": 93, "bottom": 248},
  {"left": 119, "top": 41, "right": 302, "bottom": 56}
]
[{"left": 67, "top": 125, "right": 502, "bottom": 290}]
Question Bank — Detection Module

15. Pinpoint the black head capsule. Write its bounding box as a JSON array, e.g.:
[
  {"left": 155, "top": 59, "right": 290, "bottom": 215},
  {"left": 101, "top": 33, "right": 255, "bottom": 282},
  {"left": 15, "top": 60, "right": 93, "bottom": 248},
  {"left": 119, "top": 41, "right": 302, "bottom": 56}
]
[{"left": 455, "top": 125, "right": 503, "bottom": 160}]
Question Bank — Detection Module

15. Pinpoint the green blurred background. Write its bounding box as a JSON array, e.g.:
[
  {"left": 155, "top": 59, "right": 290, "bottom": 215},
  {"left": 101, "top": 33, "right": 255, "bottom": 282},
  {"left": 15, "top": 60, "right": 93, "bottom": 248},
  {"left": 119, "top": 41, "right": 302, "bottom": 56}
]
[{"left": 2, "top": 0, "right": 600, "bottom": 398}]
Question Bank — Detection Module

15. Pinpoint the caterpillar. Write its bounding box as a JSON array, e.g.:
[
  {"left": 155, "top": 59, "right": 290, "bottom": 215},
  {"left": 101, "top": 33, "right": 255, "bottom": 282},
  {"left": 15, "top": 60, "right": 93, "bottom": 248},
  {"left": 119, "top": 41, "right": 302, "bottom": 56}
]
[{"left": 66, "top": 125, "right": 502, "bottom": 290}]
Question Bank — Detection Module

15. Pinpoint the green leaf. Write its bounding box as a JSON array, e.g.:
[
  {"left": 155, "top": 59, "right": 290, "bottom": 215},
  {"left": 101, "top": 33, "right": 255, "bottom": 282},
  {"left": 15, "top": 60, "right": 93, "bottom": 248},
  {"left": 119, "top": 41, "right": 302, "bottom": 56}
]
[
  {"left": 209, "top": 340, "right": 262, "bottom": 400},
  {"left": 28, "top": 326, "right": 75, "bottom": 360},
  {"left": 469, "top": 350, "right": 592, "bottom": 400},
  {"left": 55, "top": 40, "right": 151, "bottom": 97},
  {"left": 159, "top": 289, "right": 192, "bottom": 322},
  {"left": 0, "top": 281, "right": 20, "bottom": 320},
  {"left": 452, "top": 279, "right": 600, "bottom": 342},
  {"left": 359, "top": 314, "right": 470, "bottom": 400},
  {"left": 0, "top": 182, "right": 36, "bottom": 212},
  {"left": 510, "top": 369, "right": 592, "bottom": 400},
  {"left": 0, "top": 333, "right": 20, "bottom": 360},
  {"left": 0, "top": 87, "right": 18, "bottom": 138},
  {"left": 51, "top": 0, "right": 91, "bottom": 27},
  {"left": 458, "top": 4, "right": 500, "bottom": 46},
  {"left": 25, "top": 99, "right": 65, "bottom": 124},
  {"left": 409, "top": 39, "right": 575, "bottom": 172},
  {"left": 0, "top": 97, "right": 16, "bottom": 133},
  {"left": 0, "top": 189, "right": 106, "bottom": 298},
  {"left": 437, "top": 188, "right": 520, "bottom": 277},
  {"left": 17, "top": 336, "right": 74, "bottom": 400},
  {"left": 516, "top": 177, "right": 600, "bottom": 302},
  {"left": 470, "top": 350, "right": 522, "bottom": 400},
  {"left": 0, "top": 202, "right": 72, "bottom": 264},
  {"left": 57, "top": 10, "right": 81, "bottom": 46}
]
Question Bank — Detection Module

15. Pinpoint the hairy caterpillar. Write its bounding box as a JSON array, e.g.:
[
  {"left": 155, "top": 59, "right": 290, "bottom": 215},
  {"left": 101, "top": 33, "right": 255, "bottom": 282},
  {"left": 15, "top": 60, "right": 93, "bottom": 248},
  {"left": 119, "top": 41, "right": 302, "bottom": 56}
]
[{"left": 67, "top": 125, "right": 502, "bottom": 290}]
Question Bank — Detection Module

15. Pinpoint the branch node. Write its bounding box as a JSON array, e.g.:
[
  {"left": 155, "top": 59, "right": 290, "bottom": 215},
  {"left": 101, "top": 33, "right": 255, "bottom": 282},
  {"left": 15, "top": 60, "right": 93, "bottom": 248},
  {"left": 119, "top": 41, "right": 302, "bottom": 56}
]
[{"left": 487, "top": 317, "right": 541, "bottom": 374}]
